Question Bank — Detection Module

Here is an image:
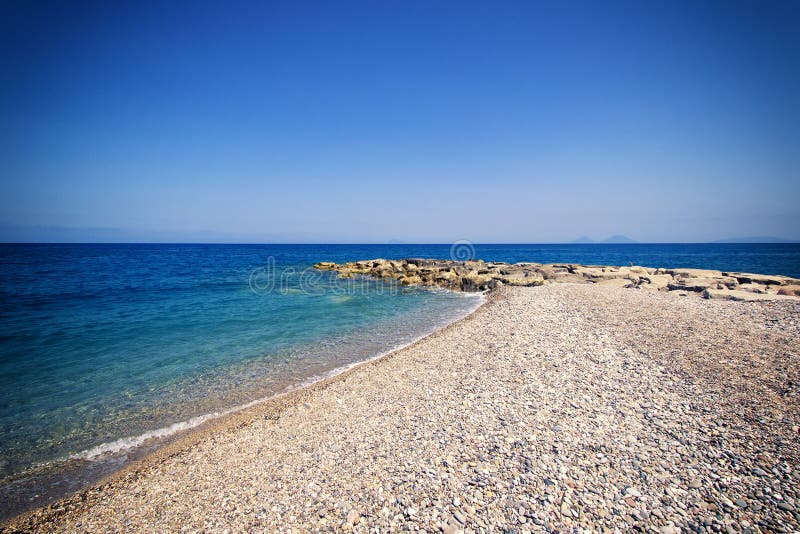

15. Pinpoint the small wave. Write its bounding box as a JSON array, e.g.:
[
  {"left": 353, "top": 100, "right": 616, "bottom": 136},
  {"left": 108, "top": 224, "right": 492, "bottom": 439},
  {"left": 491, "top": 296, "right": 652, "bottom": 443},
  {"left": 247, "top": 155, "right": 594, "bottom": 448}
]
[
  {"left": 70, "top": 391, "right": 276, "bottom": 461},
  {"left": 71, "top": 415, "right": 218, "bottom": 459}
]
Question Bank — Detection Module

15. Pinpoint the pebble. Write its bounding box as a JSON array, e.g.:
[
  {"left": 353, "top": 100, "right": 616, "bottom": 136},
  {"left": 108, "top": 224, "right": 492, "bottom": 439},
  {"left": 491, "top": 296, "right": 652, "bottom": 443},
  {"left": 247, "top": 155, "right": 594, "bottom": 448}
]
[
  {"left": 453, "top": 510, "right": 467, "bottom": 525},
  {"left": 345, "top": 509, "right": 360, "bottom": 525}
]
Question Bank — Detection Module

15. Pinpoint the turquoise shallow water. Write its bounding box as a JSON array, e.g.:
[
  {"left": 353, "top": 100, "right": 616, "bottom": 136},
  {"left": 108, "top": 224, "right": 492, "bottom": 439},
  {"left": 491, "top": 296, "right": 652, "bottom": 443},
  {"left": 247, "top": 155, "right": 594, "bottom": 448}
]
[
  {"left": 0, "top": 244, "right": 485, "bottom": 517},
  {"left": 0, "top": 242, "right": 798, "bottom": 518}
]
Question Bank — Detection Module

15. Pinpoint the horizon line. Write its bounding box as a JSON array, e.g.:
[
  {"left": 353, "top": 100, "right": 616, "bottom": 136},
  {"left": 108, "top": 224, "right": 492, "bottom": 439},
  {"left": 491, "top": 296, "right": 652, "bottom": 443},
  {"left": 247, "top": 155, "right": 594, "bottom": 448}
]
[{"left": 2, "top": 241, "right": 799, "bottom": 246}]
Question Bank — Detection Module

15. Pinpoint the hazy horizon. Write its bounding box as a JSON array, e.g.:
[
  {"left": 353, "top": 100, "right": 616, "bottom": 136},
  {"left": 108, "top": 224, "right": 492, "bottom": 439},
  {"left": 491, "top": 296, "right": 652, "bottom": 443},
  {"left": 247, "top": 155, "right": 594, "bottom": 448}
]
[
  {"left": 2, "top": 1, "right": 799, "bottom": 243},
  {"left": 1, "top": 230, "right": 798, "bottom": 245}
]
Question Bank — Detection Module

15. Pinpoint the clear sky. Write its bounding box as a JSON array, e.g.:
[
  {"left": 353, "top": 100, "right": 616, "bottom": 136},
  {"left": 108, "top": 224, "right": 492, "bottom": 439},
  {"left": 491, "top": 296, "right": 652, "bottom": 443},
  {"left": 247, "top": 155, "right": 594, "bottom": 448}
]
[{"left": 1, "top": 0, "right": 798, "bottom": 243}]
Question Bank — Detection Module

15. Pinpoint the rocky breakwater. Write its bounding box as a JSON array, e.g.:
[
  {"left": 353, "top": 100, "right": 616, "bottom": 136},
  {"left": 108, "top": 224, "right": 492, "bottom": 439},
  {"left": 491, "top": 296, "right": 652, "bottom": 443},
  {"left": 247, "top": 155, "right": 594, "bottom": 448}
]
[{"left": 314, "top": 259, "right": 800, "bottom": 301}]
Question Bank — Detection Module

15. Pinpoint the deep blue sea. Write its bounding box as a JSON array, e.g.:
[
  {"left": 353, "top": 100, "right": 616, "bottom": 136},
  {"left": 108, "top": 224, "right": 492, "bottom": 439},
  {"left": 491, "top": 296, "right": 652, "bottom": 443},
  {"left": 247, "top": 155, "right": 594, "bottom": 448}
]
[{"left": 0, "top": 242, "right": 799, "bottom": 517}]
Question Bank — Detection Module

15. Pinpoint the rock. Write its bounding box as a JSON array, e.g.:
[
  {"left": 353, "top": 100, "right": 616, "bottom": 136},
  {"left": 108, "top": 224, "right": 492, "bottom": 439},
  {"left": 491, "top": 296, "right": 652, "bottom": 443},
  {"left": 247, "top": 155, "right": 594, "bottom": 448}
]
[
  {"left": 688, "top": 479, "right": 702, "bottom": 489},
  {"left": 778, "top": 285, "right": 800, "bottom": 296},
  {"left": 624, "top": 487, "right": 642, "bottom": 498},
  {"left": 669, "top": 276, "right": 725, "bottom": 293},
  {"left": 399, "top": 275, "right": 422, "bottom": 286},
  {"left": 596, "top": 278, "right": 634, "bottom": 288},
  {"left": 345, "top": 509, "right": 360, "bottom": 525},
  {"left": 738, "top": 282, "right": 770, "bottom": 294},
  {"left": 702, "top": 288, "right": 794, "bottom": 302},
  {"left": 460, "top": 272, "right": 493, "bottom": 291},
  {"left": 579, "top": 266, "right": 632, "bottom": 282},
  {"left": 499, "top": 273, "right": 545, "bottom": 287},
  {"left": 727, "top": 272, "right": 793, "bottom": 285},
  {"left": 560, "top": 502, "right": 574, "bottom": 517},
  {"left": 453, "top": 510, "right": 467, "bottom": 524},
  {"left": 668, "top": 268, "right": 723, "bottom": 278},
  {"left": 638, "top": 274, "right": 672, "bottom": 291},
  {"left": 313, "top": 259, "right": 800, "bottom": 301}
]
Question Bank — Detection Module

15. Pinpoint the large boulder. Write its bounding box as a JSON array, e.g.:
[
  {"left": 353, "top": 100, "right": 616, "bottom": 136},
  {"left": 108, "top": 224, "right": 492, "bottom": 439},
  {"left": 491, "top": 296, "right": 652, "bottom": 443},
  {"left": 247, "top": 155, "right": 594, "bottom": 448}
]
[
  {"left": 499, "top": 273, "right": 545, "bottom": 287},
  {"left": 460, "top": 272, "right": 493, "bottom": 291},
  {"left": 538, "top": 264, "right": 586, "bottom": 283},
  {"left": 434, "top": 270, "right": 459, "bottom": 289},
  {"left": 399, "top": 275, "right": 422, "bottom": 286},
  {"left": 576, "top": 266, "right": 633, "bottom": 282},
  {"left": 629, "top": 266, "right": 656, "bottom": 275},
  {"left": 637, "top": 274, "right": 672, "bottom": 291},
  {"left": 737, "top": 283, "right": 769, "bottom": 295},
  {"left": 668, "top": 274, "right": 738, "bottom": 292},
  {"left": 726, "top": 272, "right": 794, "bottom": 286},
  {"left": 778, "top": 285, "right": 800, "bottom": 297}
]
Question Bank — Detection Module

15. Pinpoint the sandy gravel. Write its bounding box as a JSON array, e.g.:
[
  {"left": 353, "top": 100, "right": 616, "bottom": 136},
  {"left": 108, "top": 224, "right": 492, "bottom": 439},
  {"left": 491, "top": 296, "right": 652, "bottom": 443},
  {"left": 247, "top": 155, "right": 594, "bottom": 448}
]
[{"left": 7, "top": 284, "right": 800, "bottom": 533}]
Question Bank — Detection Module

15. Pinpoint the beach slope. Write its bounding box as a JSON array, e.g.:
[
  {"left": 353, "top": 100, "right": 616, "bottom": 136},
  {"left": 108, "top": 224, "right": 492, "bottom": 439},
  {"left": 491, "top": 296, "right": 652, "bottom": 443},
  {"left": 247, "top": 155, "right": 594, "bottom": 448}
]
[{"left": 7, "top": 284, "right": 800, "bottom": 532}]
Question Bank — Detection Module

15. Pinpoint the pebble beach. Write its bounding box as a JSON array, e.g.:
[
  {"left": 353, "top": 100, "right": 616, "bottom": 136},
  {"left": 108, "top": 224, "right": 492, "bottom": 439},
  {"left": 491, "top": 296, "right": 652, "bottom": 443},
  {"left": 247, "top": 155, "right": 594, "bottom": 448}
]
[{"left": 6, "top": 283, "right": 800, "bottom": 532}]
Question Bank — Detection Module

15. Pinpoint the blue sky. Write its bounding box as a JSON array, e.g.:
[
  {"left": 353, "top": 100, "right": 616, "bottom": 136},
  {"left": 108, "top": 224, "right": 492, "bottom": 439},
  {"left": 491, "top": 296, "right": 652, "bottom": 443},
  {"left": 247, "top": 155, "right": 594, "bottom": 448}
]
[{"left": 1, "top": 0, "right": 798, "bottom": 243}]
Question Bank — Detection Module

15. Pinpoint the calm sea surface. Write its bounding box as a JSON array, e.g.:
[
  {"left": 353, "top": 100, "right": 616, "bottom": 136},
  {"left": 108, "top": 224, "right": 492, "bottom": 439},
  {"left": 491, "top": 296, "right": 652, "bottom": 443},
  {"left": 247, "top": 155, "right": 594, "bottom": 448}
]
[{"left": 0, "top": 243, "right": 798, "bottom": 517}]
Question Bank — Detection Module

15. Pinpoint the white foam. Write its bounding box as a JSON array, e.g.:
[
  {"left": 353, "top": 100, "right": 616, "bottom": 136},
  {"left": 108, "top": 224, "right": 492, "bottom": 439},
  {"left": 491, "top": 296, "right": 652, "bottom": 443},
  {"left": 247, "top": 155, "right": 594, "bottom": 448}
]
[{"left": 71, "top": 292, "right": 485, "bottom": 462}]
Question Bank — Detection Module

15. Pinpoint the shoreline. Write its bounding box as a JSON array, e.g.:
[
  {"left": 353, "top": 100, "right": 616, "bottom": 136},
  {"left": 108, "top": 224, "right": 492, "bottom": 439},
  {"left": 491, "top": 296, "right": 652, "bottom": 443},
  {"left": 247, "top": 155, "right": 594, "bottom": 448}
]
[
  {"left": 2, "top": 289, "right": 492, "bottom": 530},
  {"left": 5, "top": 283, "right": 799, "bottom": 531},
  {"left": 75, "top": 290, "right": 485, "bottom": 463}
]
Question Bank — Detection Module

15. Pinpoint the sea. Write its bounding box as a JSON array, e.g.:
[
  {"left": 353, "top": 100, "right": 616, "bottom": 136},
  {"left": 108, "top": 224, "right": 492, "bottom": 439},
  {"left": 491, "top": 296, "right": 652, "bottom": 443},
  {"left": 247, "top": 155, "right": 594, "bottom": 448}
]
[{"left": 1, "top": 242, "right": 799, "bottom": 519}]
